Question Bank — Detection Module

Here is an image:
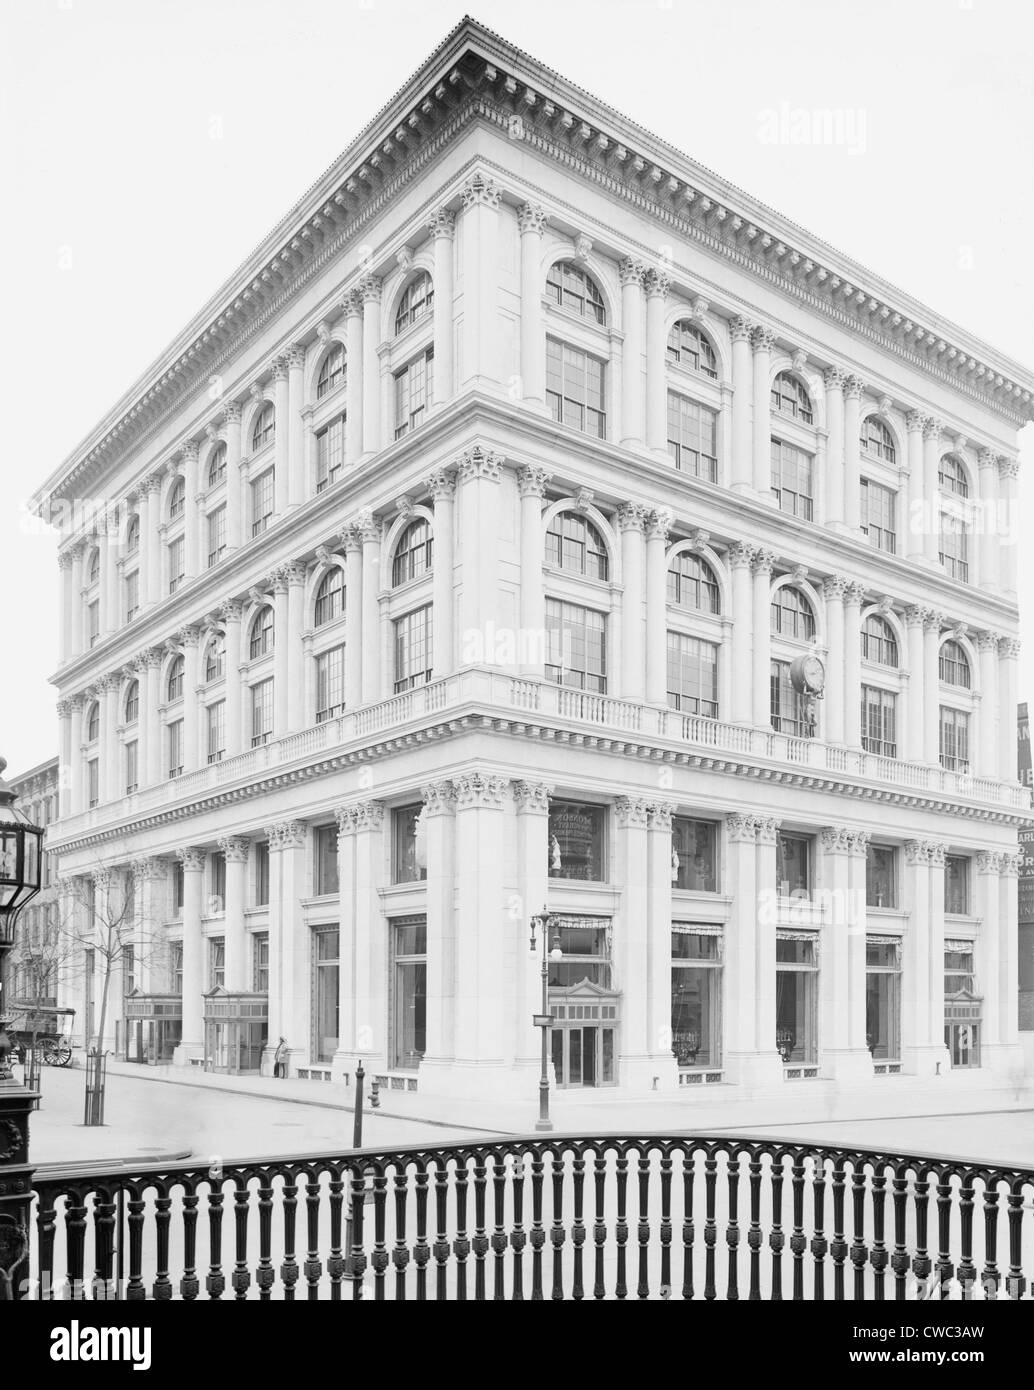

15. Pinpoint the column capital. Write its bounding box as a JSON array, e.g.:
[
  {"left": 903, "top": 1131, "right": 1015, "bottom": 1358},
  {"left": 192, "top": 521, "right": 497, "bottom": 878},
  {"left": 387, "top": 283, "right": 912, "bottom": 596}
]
[
  {"left": 421, "top": 780, "right": 458, "bottom": 816},
  {"left": 976, "top": 629, "right": 1000, "bottom": 652},
  {"left": 755, "top": 816, "right": 780, "bottom": 845},
  {"left": 750, "top": 324, "right": 776, "bottom": 353},
  {"left": 268, "top": 820, "right": 308, "bottom": 849},
  {"left": 334, "top": 805, "right": 358, "bottom": 834},
  {"left": 923, "top": 609, "right": 944, "bottom": 633},
  {"left": 218, "top": 599, "right": 245, "bottom": 623},
  {"left": 223, "top": 400, "right": 243, "bottom": 425},
  {"left": 427, "top": 206, "right": 456, "bottom": 240},
  {"left": 922, "top": 417, "right": 944, "bottom": 441},
  {"left": 844, "top": 375, "right": 866, "bottom": 400},
  {"left": 422, "top": 467, "right": 454, "bottom": 501},
  {"left": 975, "top": 850, "right": 1003, "bottom": 875},
  {"left": 56, "top": 697, "right": 74, "bottom": 718},
  {"left": 342, "top": 287, "right": 364, "bottom": 318},
  {"left": 728, "top": 541, "right": 755, "bottom": 570},
  {"left": 269, "top": 356, "right": 289, "bottom": 383},
  {"left": 618, "top": 257, "right": 646, "bottom": 288},
  {"left": 286, "top": 344, "right": 306, "bottom": 371},
  {"left": 1000, "top": 852, "right": 1021, "bottom": 878},
  {"left": 730, "top": 316, "right": 755, "bottom": 344},
  {"left": 57, "top": 549, "right": 74, "bottom": 572},
  {"left": 644, "top": 268, "right": 669, "bottom": 299},
  {"left": 821, "top": 575, "right": 848, "bottom": 602},
  {"left": 517, "top": 465, "right": 551, "bottom": 499},
  {"left": 823, "top": 366, "right": 847, "bottom": 391},
  {"left": 516, "top": 203, "right": 548, "bottom": 236},
  {"left": 905, "top": 409, "right": 928, "bottom": 434},
  {"left": 848, "top": 829, "right": 871, "bottom": 858},
  {"left": 904, "top": 604, "right": 928, "bottom": 628},
  {"left": 617, "top": 502, "right": 648, "bottom": 533},
  {"left": 646, "top": 802, "right": 676, "bottom": 832},
  {"left": 513, "top": 780, "right": 552, "bottom": 814},
  {"left": 904, "top": 839, "right": 929, "bottom": 865},
  {"left": 461, "top": 172, "right": 501, "bottom": 209},
  {"left": 997, "top": 456, "right": 1020, "bottom": 481},
  {"left": 751, "top": 548, "right": 776, "bottom": 577},
  {"left": 646, "top": 507, "right": 672, "bottom": 543},
  {"left": 843, "top": 581, "right": 866, "bottom": 608},
  {"left": 178, "top": 624, "right": 201, "bottom": 648},
  {"left": 819, "top": 825, "right": 851, "bottom": 855},
  {"left": 131, "top": 856, "right": 166, "bottom": 881},
  {"left": 177, "top": 847, "right": 206, "bottom": 872},
  {"left": 614, "top": 796, "right": 650, "bottom": 828},
  {"left": 218, "top": 836, "right": 251, "bottom": 863},
  {"left": 977, "top": 447, "right": 1000, "bottom": 471},
  {"left": 998, "top": 636, "right": 1021, "bottom": 660},
  {"left": 725, "top": 812, "right": 756, "bottom": 843},
  {"left": 453, "top": 773, "right": 510, "bottom": 807},
  {"left": 926, "top": 842, "right": 946, "bottom": 869},
  {"left": 352, "top": 508, "right": 379, "bottom": 543},
  {"left": 339, "top": 525, "right": 363, "bottom": 554},
  {"left": 180, "top": 439, "right": 200, "bottom": 464},
  {"left": 456, "top": 443, "right": 504, "bottom": 483},
  {"left": 359, "top": 274, "right": 382, "bottom": 304}
]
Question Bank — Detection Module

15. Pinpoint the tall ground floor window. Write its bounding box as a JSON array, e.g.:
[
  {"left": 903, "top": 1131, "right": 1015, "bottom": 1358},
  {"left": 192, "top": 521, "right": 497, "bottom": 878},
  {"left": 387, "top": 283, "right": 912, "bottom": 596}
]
[
  {"left": 312, "top": 929, "right": 339, "bottom": 1064},
  {"left": 775, "top": 932, "right": 818, "bottom": 1064},
  {"left": 670, "top": 926, "right": 722, "bottom": 1068},
  {"left": 865, "top": 937, "right": 901, "bottom": 1060},
  {"left": 392, "top": 916, "right": 426, "bottom": 1070},
  {"left": 944, "top": 942, "right": 981, "bottom": 1068}
]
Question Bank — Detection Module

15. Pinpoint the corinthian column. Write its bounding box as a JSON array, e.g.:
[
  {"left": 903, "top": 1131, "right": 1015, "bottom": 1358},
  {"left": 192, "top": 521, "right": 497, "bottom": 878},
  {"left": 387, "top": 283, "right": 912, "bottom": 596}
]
[
  {"left": 922, "top": 418, "right": 942, "bottom": 567},
  {"left": 510, "top": 781, "right": 550, "bottom": 1078},
  {"left": 619, "top": 259, "right": 645, "bottom": 446},
  {"left": 428, "top": 207, "right": 456, "bottom": 406},
  {"left": 730, "top": 318, "right": 754, "bottom": 491},
  {"left": 751, "top": 326, "right": 776, "bottom": 495},
  {"left": 341, "top": 527, "right": 363, "bottom": 707},
  {"left": 343, "top": 290, "right": 363, "bottom": 464},
  {"left": 977, "top": 631, "right": 999, "bottom": 779},
  {"left": 360, "top": 276, "right": 382, "bottom": 456},
  {"left": 419, "top": 782, "right": 458, "bottom": 1078},
  {"left": 822, "top": 577, "right": 847, "bottom": 746},
  {"left": 645, "top": 508, "right": 671, "bottom": 704},
  {"left": 517, "top": 203, "right": 548, "bottom": 409},
  {"left": 219, "top": 837, "right": 250, "bottom": 993},
  {"left": 977, "top": 449, "right": 1000, "bottom": 593},
  {"left": 905, "top": 410, "right": 926, "bottom": 562},
  {"left": 427, "top": 468, "right": 456, "bottom": 679},
  {"left": 644, "top": 269, "right": 669, "bottom": 455},
  {"left": 459, "top": 173, "right": 501, "bottom": 391},
  {"left": 843, "top": 377, "right": 864, "bottom": 532},
  {"left": 174, "top": 847, "right": 206, "bottom": 1065},
  {"left": 729, "top": 543, "right": 754, "bottom": 725},
  {"left": 517, "top": 466, "right": 549, "bottom": 678},
  {"left": 272, "top": 357, "right": 290, "bottom": 514},
  {"left": 823, "top": 368, "right": 846, "bottom": 526},
  {"left": 751, "top": 549, "right": 775, "bottom": 727},
  {"left": 224, "top": 402, "right": 243, "bottom": 552},
  {"left": 998, "top": 637, "right": 1020, "bottom": 782},
  {"left": 997, "top": 457, "right": 1019, "bottom": 597},
  {"left": 286, "top": 344, "right": 306, "bottom": 507},
  {"left": 618, "top": 504, "right": 646, "bottom": 701}
]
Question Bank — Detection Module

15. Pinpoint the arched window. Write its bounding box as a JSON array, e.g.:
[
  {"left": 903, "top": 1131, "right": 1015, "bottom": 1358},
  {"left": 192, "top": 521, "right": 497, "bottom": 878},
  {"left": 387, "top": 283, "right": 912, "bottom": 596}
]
[
  {"left": 252, "top": 403, "right": 275, "bottom": 452},
  {"left": 938, "top": 455, "right": 969, "bottom": 498},
  {"left": 771, "top": 372, "right": 813, "bottom": 425},
  {"left": 168, "top": 476, "right": 186, "bottom": 520},
  {"left": 316, "top": 344, "right": 345, "bottom": 399},
  {"left": 861, "top": 417, "right": 896, "bottom": 464},
  {"left": 126, "top": 515, "right": 140, "bottom": 554},
  {"left": 666, "top": 321, "right": 718, "bottom": 378},
  {"left": 861, "top": 615, "right": 899, "bottom": 668},
  {"left": 394, "top": 274, "right": 434, "bottom": 335},
  {"left": 546, "top": 261, "right": 606, "bottom": 326},
  {"left": 939, "top": 639, "right": 971, "bottom": 689},
  {"left": 87, "top": 548, "right": 100, "bottom": 584},
  {"left": 208, "top": 444, "right": 227, "bottom": 487},
  {"left": 124, "top": 680, "right": 139, "bottom": 723},
  {"left": 167, "top": 655, "right": 185, "bottom": 702},
  {"left": 771, "top": 586, "right": 816, "bottom": 641},
  {"left": 86, "top": 702, "right": 100, "bottom": 742},
  {"left": 392, "top": 519, "right": 433, "bottom": 587},
  {"left": 249, "top": 606, "right": 274, "bottom": 660},
  {"left": 314, "top": 568, "right": 345, "bottom": 626},
  {"left": 204, "top": 634, "right": 225, "bottom": 683},
  {"left": 667, "top": 552, "right": 720, "bottom": 614},
  {"left": 545, "top": 512, "right": 609, "bottom": 581}
]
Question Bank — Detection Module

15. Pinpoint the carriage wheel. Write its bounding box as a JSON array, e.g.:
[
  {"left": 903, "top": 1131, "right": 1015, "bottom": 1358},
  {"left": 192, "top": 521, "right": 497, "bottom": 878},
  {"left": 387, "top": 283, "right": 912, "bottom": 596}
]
[{"left": 44, "top": 1040, "right": 73, "bottom": 1067}]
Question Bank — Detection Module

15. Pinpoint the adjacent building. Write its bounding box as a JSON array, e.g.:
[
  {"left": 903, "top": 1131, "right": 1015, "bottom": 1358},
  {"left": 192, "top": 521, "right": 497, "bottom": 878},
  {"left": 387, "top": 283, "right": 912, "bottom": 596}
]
[
  {"left": 5, "top": 758, "right": 63, "bottom": 1009},
  {"left": 34, "top": 20, "right": 1032, "bottom": 1102}
]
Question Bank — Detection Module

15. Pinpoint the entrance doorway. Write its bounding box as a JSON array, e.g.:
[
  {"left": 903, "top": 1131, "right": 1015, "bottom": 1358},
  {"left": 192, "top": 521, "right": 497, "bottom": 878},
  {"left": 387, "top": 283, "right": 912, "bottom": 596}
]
[{"left": 548, "top": 980, "right": 620, "bottom": 1087}]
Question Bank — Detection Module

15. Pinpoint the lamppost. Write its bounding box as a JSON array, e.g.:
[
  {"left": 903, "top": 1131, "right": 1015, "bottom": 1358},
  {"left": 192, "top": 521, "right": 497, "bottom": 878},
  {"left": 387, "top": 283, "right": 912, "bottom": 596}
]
[
  {"left": 530, "top": 905, "right": 563, "bottom": 1133},
  {"left": 0, "top": 754, "right": 44, "bottom": 1302}
]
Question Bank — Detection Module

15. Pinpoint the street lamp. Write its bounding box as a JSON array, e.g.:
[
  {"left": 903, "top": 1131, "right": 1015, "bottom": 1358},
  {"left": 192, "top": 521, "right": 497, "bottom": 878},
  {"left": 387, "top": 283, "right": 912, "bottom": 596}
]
[
  {"left": 0, "top": 755, "right": 44, "bottom": 1082},
  {"left": 530, "top": 905, "right": 563, "bottom": 1133}
]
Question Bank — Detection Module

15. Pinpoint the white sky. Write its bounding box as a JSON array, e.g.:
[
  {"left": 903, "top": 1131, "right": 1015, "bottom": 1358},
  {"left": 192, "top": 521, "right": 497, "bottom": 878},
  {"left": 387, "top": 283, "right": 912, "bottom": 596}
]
[{"left": 2, "top": 0, "right": 1032, "bottom": 777}]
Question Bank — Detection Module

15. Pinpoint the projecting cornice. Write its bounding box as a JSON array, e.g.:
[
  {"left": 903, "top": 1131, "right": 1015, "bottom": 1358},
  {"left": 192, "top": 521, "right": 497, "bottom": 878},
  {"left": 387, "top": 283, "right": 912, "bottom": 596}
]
[{"left": 32, "top": 19, "right": 1034, "bottom": 514}]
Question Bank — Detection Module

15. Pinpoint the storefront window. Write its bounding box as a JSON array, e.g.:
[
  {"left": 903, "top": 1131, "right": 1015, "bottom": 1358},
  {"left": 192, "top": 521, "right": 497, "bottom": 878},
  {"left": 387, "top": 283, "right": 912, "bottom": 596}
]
[
  {"left": 866, "top": 845, "right": 897, "bottom": 908},
  {"left": 547, "top": 801, "right": 606, "bottom": 881},
  {"left": 672, "top": 817, "right": 718, "bottom": 892},
  {"left": 547, "top": 917, "right": 611, "bottom": 988},
  {"left": 392, "top": 916, "right": 426, "bottom": 1070},
  {"left": 392, "top": 804, "right": 427, "bottom": 883},
  {"left": 777, "top": 834, "right": 811, "bottom": 899},
  {"left": 944, "top": 944, "right": 980, "bottom": 1068},
  {"left": 865, "top": 939, "right": 900, "bottom": 1059},
  {"left": 670, "top": 928, "right": 722, "bottom": 1067},
  {"left": 209, "top": 938, "right": 225, "bottom": 991},
  {"left": 945, "top": 856, "right": 970, "bottom": 914},
  {"left": 313, "top": 825, "right": 339, "bottom": 896},
  {"left": 252, "top": 933, "right": 269, "bottom": 994},
  {"left": 775, "top": 934, "right": 818, "bottom": 1064},
  {"left": 313, "top": 929, "right": 339, "bottom": 1063},
  {"left": 253, "top": 841, "right": 270, "bottom": 907}
]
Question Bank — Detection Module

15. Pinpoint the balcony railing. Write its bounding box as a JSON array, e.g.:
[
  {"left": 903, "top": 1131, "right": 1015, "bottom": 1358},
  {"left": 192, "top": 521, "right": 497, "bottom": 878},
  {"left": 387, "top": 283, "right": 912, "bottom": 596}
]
[
  {"left": 54, "top": 671, "right": 1031, "bottom": 839},
  {"left": 26, "top": 1133, "right": 1034, "bottom": 1301}
]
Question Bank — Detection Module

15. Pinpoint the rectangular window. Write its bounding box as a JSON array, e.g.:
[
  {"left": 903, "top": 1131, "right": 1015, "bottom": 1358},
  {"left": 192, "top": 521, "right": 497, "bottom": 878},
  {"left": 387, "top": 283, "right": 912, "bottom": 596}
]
[
  {"left": 314, "top": 824, "right": 339, "bottom": 896},
  {"left": 209, "top": 938, "right": 225, "bottom": 991},
  {"left": 671, "top": 928, "right": 722, "bottom": 1068},
  {"left": 125, "top": 570, "right": 140, "bottom": 621},
  {"left": 124, "top": 741, "right": 138, "bottom": 795},
  {"left": 544, "top": 599, "right": 606, "bottom": 693},
  {"left": 939, "top": 707, "right": 970, "bottom": 772},
  {"left": 253, "top": 841, "right": 270, "bottom": 907},
  {"left": 170, "top": 941, "right": 183, "bottom": 994},
  {"left": 548, "top": 801, "right": 606, "bottom": 882},
  {"left": 315, "top": 645, "right": 346, "bottom": 722},
  {"left": 944, "top": 945, "right": 980, "bottom": 1068},
  {"left": 392, "top": 804, "right": 427, "bottom": 884},
  {"left": 666, "top": 632, "right": 718, "bottom": 718},
  {"left": 945, "top": 856, "right": 970, "bottom": 915},
  {"left": 393, "top": 606, "right": 433, "bottom": 693},
  {"left": 777, "top": 834, "right": 811, "bottom": 898},
  {"left": 172, "top": 862, "right": 184, "bottom": 915},
  {"left": 666, "top": 393, "right": 718, "bottom": 480},
  {"left": 866, "top": 845, "right": 897, "bottom": 908},
  {"left": 866, "top": 939, "right": 901, "bottom": 1060},
  {"left": 671, "top": 817, "right": 718, "bottom": 892},
  {"left": 206, "top": 701, "right": 225, "bottom": 764},
  {"left": 316, "top": 415, "right": 345, "bottom": 491},
  {"left": 393, "top": 348, "right": 434, "bottom": 439},
  {"left": 252, "top": 932, "right": 269, "bottom": 992},
  {"left": 776, "top": 934, "right": 819, "bottom": 1064},
  {"left": 860, "top": 479, "right": 897, "bottom": 553},
  {"left": 207, "top": 506, "right": 227, "bottom": 567},
  {"left": 939, "top": 513, "right": 969, "bottom": 582},
  {"left": 770, "top": 439, "right": 814, "bottom": 520},
  {"left": 547, "top": 916, "right": 612, "bottom": 988},
  {"left": 392, "top": 916, "right": 427, "bottom": 1069},
  {"left": 211, "top": 852, "right": 226, "bottom": 912},
  {"left": 861, "top": 686, "right": 897, "bottom": 758},
  {"left": 87, "top": 758, "right": 99, "bottom": 808},
  {"left": 167, "top": 720, "right": 183, "bottom": 777},
  {"left": 88, "top": 601, "right": 100, "bottom": 647},
  {"left": 313, "top": 929, "right": 339, "bottom": 1062},
  {"left": 546, "top": 337, "right": 607, "bottom": 439},
  {"left": 770, "top": 660, "right": 816, "bottom": 738},
  {"left": 251, "top": 680, "right": 273, "bottom": 747},
  {"left": 167, "top": 536, "right": 185, "bottom": 594},
  {"left": 123, "top": 946, "right": 135, "bottom": 996},
  {"left": 251, "top": 469, "right": 274, "bottom": 537}
]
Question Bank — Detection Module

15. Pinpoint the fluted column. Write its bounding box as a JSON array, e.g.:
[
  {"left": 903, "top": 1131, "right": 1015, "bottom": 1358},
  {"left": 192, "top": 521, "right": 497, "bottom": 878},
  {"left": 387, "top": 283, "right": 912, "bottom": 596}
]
[
  {"left": 357, "top": 512, "right": 381, "bottom": 704},
  {"left": 901, "top": 840, "right": 931, "bottom": 1072},
  {"left": 905, "top": 411, "right": 926, "bottom": 562},
  {"left": 333, "top": 806, "right": 358, "bottom": 1072},
  {"left": 224, "top": 402, "right": 243, "bottom": 551},
  {"left": 644, "top": 269, "right": 669, "bottom": 455},
  {"left": 181, "top": 627, "right": 200, "bottom": 773},
  {"left": 904, "top": 606, "right": 926, "bottom": 764},
  {"left": 843, "top": 582, "right": 863, "bottom": 749},
  {"left": 976, "top": 631, "right": 999, "bottom": 779},
  {"left": 145, "top": 473, "right": 163, "bottom": 606},
  {"left": 341, "top": 528, "right": 363, "bottom": 707},
  {"left": 69, "top": 543, "right": 85, "bottom": 656},
  {"left": 220, "top": 602, "right": 243, "bottom": 757},
  {"left": 645, "top": 508, "right": 670, "bottom": 704},
  {"left": 341, "top": 291, "right": 363, "bottom": 465},
  {"left": 272, "top": 573, "right": 290, "bottom": 736},
  {"left": 923, "top": 612, "right": 942, "bottom": 766},
  {"left": 99, "top": 676, "right": 119, "bottom": 803},
  {"left": 457, "top": 445, "right": 503, "bottom": 651},
  {"left": 998, "top": 457, "right": 1019, "bottom": 597},
  {"left": 618, "top": 259, "right": 645, "bottom": 445},
  {"left": 922, "top": 418, "right": 942, "bottom": 567},
  {"left": 998, "top": 637, "right": 1020, "bottom": 782},
  {"left": 728, "top": 544, "right": 754, "bottom": 725},
  {"left": 517, "top": 466, "right": 549, "bottom": 679},
  {"left": 615, "top": 797, "right": 651, "bottom": 1082},
  {"left": 357, "top": 277, "right": 381, "bottom": 455},
  {"left": 842, "top": 377, "right": 864, "bottom": 532},
  {"left": 724, "top": 814, "right": 758, "bottom": 1077},
  {"left": 428, "top": 468, "right": 456, "bottom": 679},
  {"left": 287, "top": 345, "right": 306, "bottom": 507},
  {"left": 823, "top": 368, "right": 846, "bottom": 526},
  {"left": 511, "top": 781, "right": 550, "bottom": 1075},
  {"left": 180, "top": 442, "right": 200, "bottom": 579},
  {"left": 646, "top": 803, "right": 679, "bottom": 1088},
  {"left": 97, "top": 524, "right": 113, "bottom": 637},
  {"left": 285, "top": 563, "right": 306, "bottom": 732},
  {"left": 56, "top": 699, "right": 72, "bottom": 816},
  {"left": 411, "top": 783, "right": 455, "bottom": 1078},
  {"left": 270, "top": 821, "right": 308, "bottom": 1073},
  {"left": 996, "top": 853, "right": 1022, "bottom": 1056},
  {"left": 516, "top": 204, "right": 548, "bottom": 409},
  {"left": 751, "top": 549, "right": 775, "bottom": 727},
  {"left": 977, "top": 449, "right": 1000, "bottom": 592},
  {"left": 459, "top": 173, "right": 501, "bottom": 391},
  {"left": 618, "top": 504, "right": 646, "bottom": 701},
  {"left": 175, "top": 847, "right": 205, "bottom": 1063},
  {"left": 67, "top": 697, "right": 84, "bottom": 813},
  {"left": 822, "top": 578, "right": 846, "bottom": 746},
  {"left": 220, "top": 837, "right": 250, "bottom": 992},
  {"left": 270, "top": 358, "right": 290, "bottom": 515},
  {"left": 730, "top": 318, "right": 754, "bottom": 491},
  {"left": 751, "top": 326, "right": 775, "bottom": 495}
]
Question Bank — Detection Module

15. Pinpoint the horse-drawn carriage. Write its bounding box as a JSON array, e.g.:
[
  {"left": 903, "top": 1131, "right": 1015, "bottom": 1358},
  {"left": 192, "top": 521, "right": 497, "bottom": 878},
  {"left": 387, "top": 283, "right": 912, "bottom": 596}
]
[{"left": 3, "top": 1003, "right": 75, "bottom": 1066}]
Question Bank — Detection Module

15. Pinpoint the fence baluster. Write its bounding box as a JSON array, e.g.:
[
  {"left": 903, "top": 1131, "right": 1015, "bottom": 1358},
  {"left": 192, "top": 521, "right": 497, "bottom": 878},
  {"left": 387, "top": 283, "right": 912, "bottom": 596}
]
[
  {"left": 472, "top": 1152, "right": 488, "bottom": 1302},
  {"left": 327, "top": 1168, "right": 344, "bottom": 1300},
  {"left": 811, "top": 1155, "right": 826, "bottom": 1302},
  {"left": 725, "top": 1151, "right": 740, "bottom": 1301},
  {"left": 659, "top": 1149, "right": 673, "bottom": 1301},
  {"left": 371, "top": 1171, "right": 388, "bottom": 1301},
  {"left": 231, "top": 1176, "right": 251, "bottom": 1301},
  {"left": 348, "top": 1164, "right": 367, "bottom": 1301},
  {"left": 280, "top": 1170, "right": 299, "bottom": 1301},
  {"left": 35, "top": 1189, "right": 57, "bottom": 1301},
  {"left": 981, "top": 1181, "right": 1000, "bottom": 1300},
  {"left": 414, "top": 1163, "right": 430, "bottom": 1302},
  {"left": 681, "top": 1147, "right": 695, "bottom": 1301},
  {"left": 957, "top": 1171, "right": 976, "bottom": 1300},
  {"left": 870, "top": 1169, "right": 888, "bottom": 1300},
  {"left": 571, "top": 1150, "right": 587, "bottom": 1301},
  {"left": 529, "top": 1148, "right": 545, "bottom": 1301},
  {"left": 615, "top": 1147, "right": 630, "bottom": 1300},
  {"left": 153, "top": 1190, "right": 173, "bottom": 1301},
  {"left": 550, "top": 1148, "right": 566, "bottom": 1301},
  {"left": 179, "top": 1183, "right": 199, "bottom": 1301},
  {"left": 65, "top": 1191, "right": 87, "bottom": 1301},
  {"left": 433, "top": 1156, "right": 450, "bottom": 1301},
  {"left": 1005, "top": 1184, "right": 1026, "bottom": 1301},
  {"left": 303, "top": 1171, "right": 321, "bottom": 1299},
  {"left": 453, "top": 1159, "right": 469, "bottom": 1302},
  {"left": 934, "top": 1171, "right": 954, "bottom": 1300},
  {"left": 911, "top": 1172, "right": 931, "bottom": 1300},
  {"left": 256, "top": 1173, "right": 275, "bottom": 1300},
  {"left": 393, "top": 1167, "right": 410, "bottom": 1301},
  {"left": 490, "top": 1154, "right": 507, "bottom": 1300},
  {"left": 769, "top": 1153, "right": 785, "bottom": 1302},
  {"left": 850, "top": 1165, "right": 868, "bottom": 1301},
  {"left": 636, "top": 1148, "right": 652, "bottom": 1300},
  {"left": 92, "top": 1184, "right": 116, "bottom": 1300},
  {"left": 703, "top": 1151, "right": 717, "bottom": 1301},
  {"left": 510, "top": 1151, "right": 526, "bottom": 1301},
  {"left": 890, "top": 1167, "right": 909, "bottom": 1301},
  {"left": 790, "top": 1153, "right": 806, "bottom": 1301},
  {"left": 206, "top": 1183, "right": 225, "bottom": 1300},
  {"left": 830, "top": 1158, "right": 847, "bottom": 1302},
  {"left": 593, "top": 1148, "right": 608, "bottom": 1300}
]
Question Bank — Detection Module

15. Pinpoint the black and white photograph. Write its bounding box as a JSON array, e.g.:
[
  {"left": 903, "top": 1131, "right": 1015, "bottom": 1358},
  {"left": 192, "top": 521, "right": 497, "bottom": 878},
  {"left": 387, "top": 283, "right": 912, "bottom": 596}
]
[{"left": 1, "top": 0, "right": 1033, "bottom": 1353}]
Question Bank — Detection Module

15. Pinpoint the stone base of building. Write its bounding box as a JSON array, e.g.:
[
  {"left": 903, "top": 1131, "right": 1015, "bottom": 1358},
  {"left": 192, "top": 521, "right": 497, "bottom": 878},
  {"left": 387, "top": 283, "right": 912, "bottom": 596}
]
[
  {"left": 979, "top": 1042, "right": 1027, "bottom": 1083},
  {"left": 619, "top": 1054, "right": 681, "bottom": 1092},
  {"left": 172, "top": 1041, "right": 204, "bottom": 1067},
  {"left": 901, "top": 1043, "right": 953, "bottom": 1078},
  {"left": 723, "top": 1050, "right": 785, "bottom": 1088},
  {"left": 413, "top": 1056, "right": 544, "bottom": 1101},
  {"left": 821, "top": 1048, "right": 877, "bottom": 1083}
]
